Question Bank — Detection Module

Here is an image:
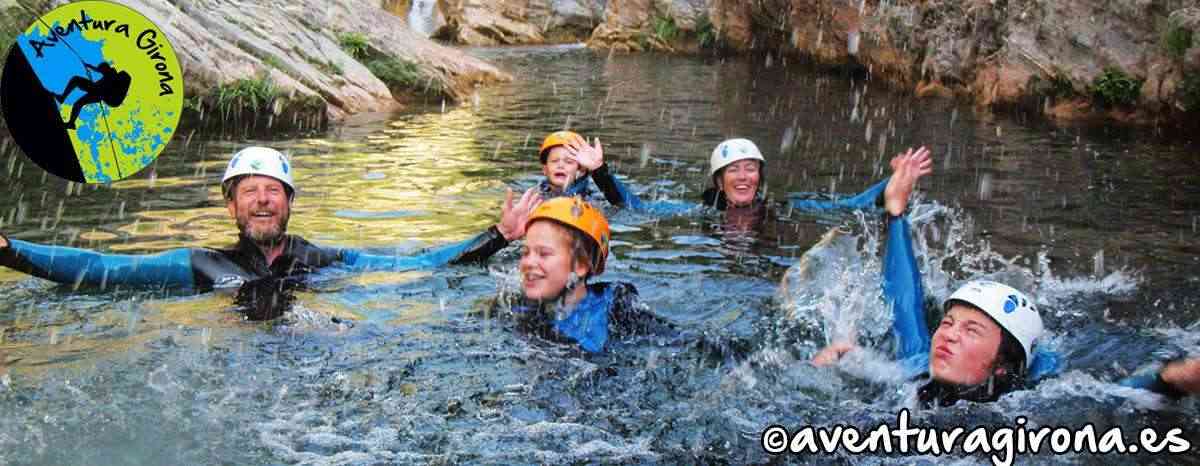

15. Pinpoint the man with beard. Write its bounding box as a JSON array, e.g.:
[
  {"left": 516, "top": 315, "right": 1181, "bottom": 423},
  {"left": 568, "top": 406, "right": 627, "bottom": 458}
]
[{"left": 0, "top": 146, "right": 541, "bottom": 308}]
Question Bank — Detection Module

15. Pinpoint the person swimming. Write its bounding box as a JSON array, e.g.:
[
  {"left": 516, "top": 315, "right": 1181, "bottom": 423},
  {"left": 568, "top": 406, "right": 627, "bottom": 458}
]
[
  {"left": 0, "top": 146, "right": 543, "bottom": 320},
  {"left": 534, "top": 130, "right": 643, "bottom": 209},
  {"left": 498, "top": 196, "right": 666, "bottom": 353},
  {"left": 808, "top": 155, "right": 1200, "bottom": 405}
]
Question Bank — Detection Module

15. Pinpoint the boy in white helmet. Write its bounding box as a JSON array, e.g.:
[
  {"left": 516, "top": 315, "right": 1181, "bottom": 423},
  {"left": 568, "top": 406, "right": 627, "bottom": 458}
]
[
  {"left": 0, "top": 146, "right": 543, "bottom": 319},
  {"left": 810, "top": 160, "right": 1200, "bottom": 405}
]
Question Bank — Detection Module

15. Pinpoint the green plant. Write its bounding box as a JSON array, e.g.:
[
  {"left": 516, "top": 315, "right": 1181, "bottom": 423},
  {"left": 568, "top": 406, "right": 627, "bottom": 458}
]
[
  {"left": 696, "top": 16, "right": 717, "bottom": 49},
  {"left": 1089, "top": 68, "right": 1142, "bottom": 108},
  {"left": 213, "top": 73, "right": 279, "bottom": 115},
  {"left": 338, "top": 32, "right": 371, "bottom": 60},
  {"left": 1180, "top": 74, "right": 1200, "bottom": 113},
  {"left": 1162, "top": 19, "right": 1194, "bottom": 60},
  {"left": 651, "top": 15, "right": 678, "bottom": 43},
  {"left": 262, "top": 54, "right": 285, "bottom": 71},
  {"left": 365, "top": 58, "right": 441, "bottom": 95},
  {"left": 1039, "top": 73, "right": 1076, "bottom": 98}
]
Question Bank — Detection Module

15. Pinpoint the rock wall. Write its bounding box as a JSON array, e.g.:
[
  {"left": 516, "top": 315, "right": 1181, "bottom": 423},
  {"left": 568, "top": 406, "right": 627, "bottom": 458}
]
[
  {"left": 707, "top": 0, "right": 1200, "bottom": 124},
  {"left": 435, "top": 0, "right": 607, "bottom": 45},
  {"left": 1, "top": 0, "right": 511, "bottom": 130},
  {"left": 573, "top": 0, "right": 1200, "bottom": 124}
]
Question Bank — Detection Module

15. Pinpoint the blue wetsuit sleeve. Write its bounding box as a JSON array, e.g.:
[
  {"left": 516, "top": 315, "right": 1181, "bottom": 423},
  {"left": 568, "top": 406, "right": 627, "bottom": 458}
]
[
  {"left": 883, "top": 214, "right": 930, "bottom": 365},
  {"left": 0, "top": 239, "right": 195, "bottom": 289},
  {"left": 1119, "top": 366, "right": 1189, "bottom": 399},
  {"left": 787, "top": 179, "right": 888, "bottom": 212},
  {"left": 561, "top": 176, "right": 594, "bottom": 198},
  {"left": 589, "top": 163, "right": 644, "bottom": 210},
  {"left": 337, "top": 226, "right": 509, "bottom": 271}
]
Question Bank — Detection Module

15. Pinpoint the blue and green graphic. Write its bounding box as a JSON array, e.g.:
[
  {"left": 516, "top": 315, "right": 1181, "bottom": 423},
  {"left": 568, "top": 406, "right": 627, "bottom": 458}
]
[{"left": 0, "top": 0, "right": 182, "bottom": 183}]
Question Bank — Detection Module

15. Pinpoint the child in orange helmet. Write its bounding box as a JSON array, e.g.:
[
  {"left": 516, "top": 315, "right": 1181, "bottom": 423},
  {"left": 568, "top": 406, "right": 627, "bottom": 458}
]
[
  {"left": 536, "top": 131, "right": 643, "bottom": 209},
  {"left": 505, "top": 196, "right": 663, "bottom": 352}
]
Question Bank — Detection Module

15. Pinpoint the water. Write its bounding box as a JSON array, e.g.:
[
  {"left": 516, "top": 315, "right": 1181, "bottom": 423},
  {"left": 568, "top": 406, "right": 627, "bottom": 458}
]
[
  {"left": 407, "top": 0, "right": 438, "bottom": 38},
  {"left": 0, "top": 45, "right": 1198, "bottom": 464}
]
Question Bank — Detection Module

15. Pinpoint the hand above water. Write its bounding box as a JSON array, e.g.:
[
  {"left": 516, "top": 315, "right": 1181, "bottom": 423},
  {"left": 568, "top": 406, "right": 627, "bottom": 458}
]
[
  {"left": 884, "top": 146, "right": 933, "bottom": 217},
  {"left": 1161, "top": 358, "right": 1200, "bottom": 395},
  {"left": 811, "top": 340, "right": 857, "bottom": 367},
  {"left": 497, "top": 187, "right": 543, "bottom": 241},
  {"left": 565, "top": 136, "right": 604, "bottom": 172}
]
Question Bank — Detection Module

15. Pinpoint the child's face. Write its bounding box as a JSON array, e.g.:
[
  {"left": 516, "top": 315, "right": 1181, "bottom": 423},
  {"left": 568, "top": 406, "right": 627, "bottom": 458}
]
[
  {"left": 929, "top": 305, "right": 1004, "bottom": 386},
  {"left": 542, "top": 146, "right": 582, "bottom": 190},
  {"left": 520, "top": 221, "right": 589, "bottom": 300}
]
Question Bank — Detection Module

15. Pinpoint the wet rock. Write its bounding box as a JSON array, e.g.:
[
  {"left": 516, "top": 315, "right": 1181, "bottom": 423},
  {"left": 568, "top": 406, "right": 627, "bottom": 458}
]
[
  {"left": 437, "top": 0, "right": 605, "bottom": 45},
  {"left": 11, "top": 0, "right": 509, "bottom": 128}
]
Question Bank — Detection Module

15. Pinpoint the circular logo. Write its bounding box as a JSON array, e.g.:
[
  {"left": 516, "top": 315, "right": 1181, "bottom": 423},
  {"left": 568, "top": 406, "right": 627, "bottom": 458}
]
[{"left": 0, "top": 1, "right": 183, "bottom": 183}]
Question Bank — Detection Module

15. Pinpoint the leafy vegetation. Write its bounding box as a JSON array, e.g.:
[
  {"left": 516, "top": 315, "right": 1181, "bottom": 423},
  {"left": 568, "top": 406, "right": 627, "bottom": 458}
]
[
  {"left": 1088, "top": 68, "right": 1142, "bottom": 108},
  {"left": 365, "top": 58, "right": 442, "bottom": 95},
  {"left": 338, "top": 32, "right": 371, "bottom": 60},
  {"left": 1162, "top": 19, "right": 1194, "bottom": 60}
]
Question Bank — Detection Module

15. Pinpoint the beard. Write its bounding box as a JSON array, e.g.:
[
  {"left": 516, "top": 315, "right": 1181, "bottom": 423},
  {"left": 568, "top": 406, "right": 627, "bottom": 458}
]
[{"left": 236, "top": 209, "right": 289, "bottom": 246}]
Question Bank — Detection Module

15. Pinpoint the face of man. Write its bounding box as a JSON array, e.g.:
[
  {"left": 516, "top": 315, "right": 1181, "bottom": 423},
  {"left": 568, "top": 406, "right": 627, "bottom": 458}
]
[
  {"left": 226, "top": 175, "right": 291, "bottom": 245},
  {"left": 929, "top": 304, "right": 1005, "bottom": 386}
]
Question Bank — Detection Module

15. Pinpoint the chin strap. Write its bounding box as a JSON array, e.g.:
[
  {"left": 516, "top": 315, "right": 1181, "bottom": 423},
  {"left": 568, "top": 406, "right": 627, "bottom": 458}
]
[{"left": 919, "top": 366, "right": 1026, "bottom": 408}]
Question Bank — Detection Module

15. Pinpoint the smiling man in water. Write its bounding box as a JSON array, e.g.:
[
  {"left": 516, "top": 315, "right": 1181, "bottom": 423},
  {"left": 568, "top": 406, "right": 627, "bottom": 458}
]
[{"left": 0, "top": 146, "right": 541, "bottom": 318}]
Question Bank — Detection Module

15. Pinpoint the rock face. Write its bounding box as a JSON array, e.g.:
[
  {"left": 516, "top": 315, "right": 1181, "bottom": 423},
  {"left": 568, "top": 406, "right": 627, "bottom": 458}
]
[
  {"left": 588, "top": 0, "right": 709, "bottom": 51},
  {"left": 3, "top": 0, "right": 510, "bottom": 129},
  {"left": 436, "top": 0, "right": 606, "bottom": 45}
]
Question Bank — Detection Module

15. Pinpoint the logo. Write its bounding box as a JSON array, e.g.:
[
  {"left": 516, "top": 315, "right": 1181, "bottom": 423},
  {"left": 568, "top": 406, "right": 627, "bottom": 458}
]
[
  {"left": 1004, "top": 294, "right": 1020, "bottom": 313},
  {"left": 0, "top": 1, "right": 183, "bottom": 183}
]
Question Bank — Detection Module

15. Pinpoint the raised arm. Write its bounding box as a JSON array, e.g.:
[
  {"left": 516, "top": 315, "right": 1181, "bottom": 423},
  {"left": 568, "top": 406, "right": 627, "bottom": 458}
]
[
  {"left": 0, "top": 234, "right": 195, "bottom": 290},
  {"left": 565, "top": 137, "right": 645, "bottom": 210},
  {"left": 788, "top": 147, "right": 932, "bottom": 214},
  {"left": 1120, "top": 357, "right": 1200, "bottom": 399},
  {"left": 811, "top": 149, "right": 933, "bottom": 372},
  {"left": 338, "top": 187, "right": 542, "bottom": 271}
]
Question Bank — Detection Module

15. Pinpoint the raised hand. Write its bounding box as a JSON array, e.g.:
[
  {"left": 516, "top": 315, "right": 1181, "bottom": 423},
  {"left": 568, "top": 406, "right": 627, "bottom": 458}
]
[
  {"left": 884, "top": 146, "right": 933, "bottom": 217},
  {"left": 1161, "top": 358, "right": 1200, "bottom": 395},
  {"left": 811, "top": 340, "right": 857, "bottom": 367},
  {"left": 565, "top": 136, "right": 604, "bottom": 172},
  {"left": 497, "top": 187, "right": 543, "bottom": 241}
]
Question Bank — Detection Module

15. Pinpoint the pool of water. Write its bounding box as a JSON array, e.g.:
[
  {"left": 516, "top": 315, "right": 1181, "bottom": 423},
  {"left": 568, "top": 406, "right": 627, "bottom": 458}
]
[{"left": 0, "top": 44, "right": 1198, "bottom": 464}]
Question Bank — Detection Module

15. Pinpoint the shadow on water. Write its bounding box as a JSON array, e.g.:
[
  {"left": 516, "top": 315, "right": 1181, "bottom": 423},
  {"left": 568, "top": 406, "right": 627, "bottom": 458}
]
[{"left": 0, "top": 44, "right": 1198, "bottom": 464}]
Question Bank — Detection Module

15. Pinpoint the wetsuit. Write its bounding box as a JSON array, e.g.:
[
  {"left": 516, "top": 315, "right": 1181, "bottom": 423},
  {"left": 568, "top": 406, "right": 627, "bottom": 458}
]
[
  {"left": 509, "top": 282, "right": 668, "bottom": 353},
  {"left": 880, "top": 213, "right": 1184, "bottom": 405},
  {"left": 537, "top": 163, "right": 641, "bottom": 207},
  {"left": 0, "top": 227, "right": 509, "bottom": 293}
]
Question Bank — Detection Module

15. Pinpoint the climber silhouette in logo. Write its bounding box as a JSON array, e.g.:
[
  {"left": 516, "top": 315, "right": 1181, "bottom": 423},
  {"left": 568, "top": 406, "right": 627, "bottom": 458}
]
[{"left": 55, "top": 62, "right": 132, "bottom": 130}]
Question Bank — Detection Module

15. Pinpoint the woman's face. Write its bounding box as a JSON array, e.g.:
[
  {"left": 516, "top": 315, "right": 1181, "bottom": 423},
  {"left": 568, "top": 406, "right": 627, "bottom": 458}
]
[
  {"left": 929, "top": 304, "right": 1004, "bottom": 386},
  {"left": 719, "top": 159, "right": 761, "bottom": 207},
  {"left": 520, "top": 221, "right": 589, "bottom": 300}
]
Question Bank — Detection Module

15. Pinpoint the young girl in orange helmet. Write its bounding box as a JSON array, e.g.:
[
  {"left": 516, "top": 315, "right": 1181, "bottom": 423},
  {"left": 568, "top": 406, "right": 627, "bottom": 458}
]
[
  {"left": 536, "top": 131, "right": 643, "bottom": 209},
  {"left": 506, "top": 196, "right": 664, "bottom": 352}
]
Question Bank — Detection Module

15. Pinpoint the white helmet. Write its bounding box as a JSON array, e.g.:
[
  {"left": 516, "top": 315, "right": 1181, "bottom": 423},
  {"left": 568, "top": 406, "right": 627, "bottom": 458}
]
[
  {"left": 709, "top": 138, "right": 765, "bottom": 178},
  {"left": 221, "top": 146, "right": 295, "bottom": 199},
  {"left": 944, "top": 280, "right": 1043, "bottom": 369}
]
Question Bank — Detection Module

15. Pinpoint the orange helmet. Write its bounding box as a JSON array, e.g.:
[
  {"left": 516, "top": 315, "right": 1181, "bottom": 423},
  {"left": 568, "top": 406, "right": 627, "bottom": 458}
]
[
  {"left": 525, "top": 196, "right": 611, "bottom": 275},
  {"left": 538, "top": 131, "right": 584, "bottom": 164}
]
